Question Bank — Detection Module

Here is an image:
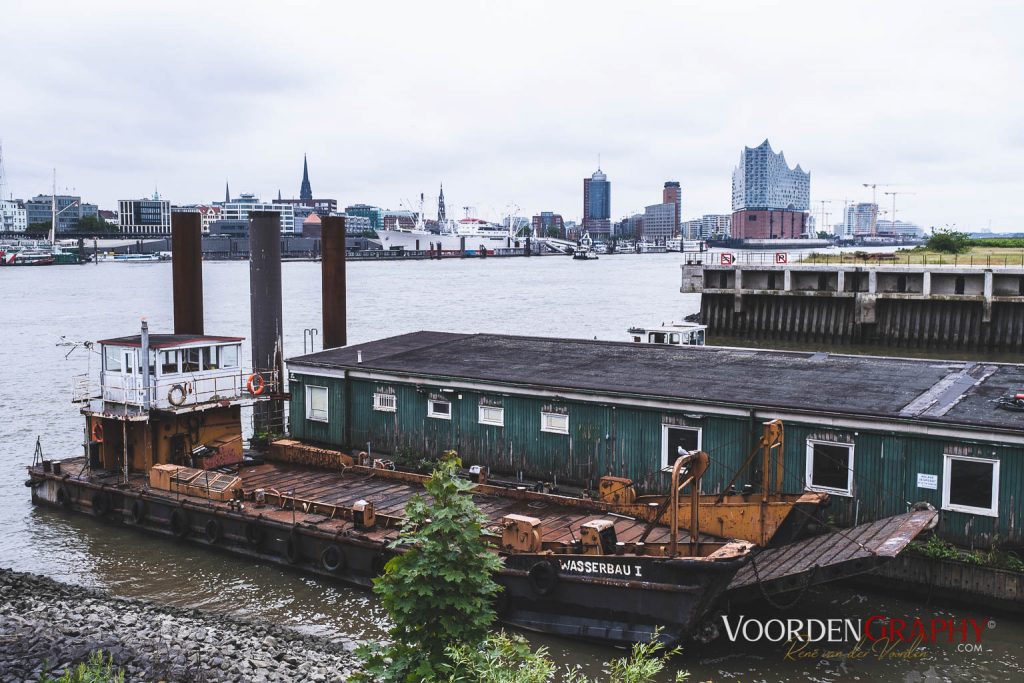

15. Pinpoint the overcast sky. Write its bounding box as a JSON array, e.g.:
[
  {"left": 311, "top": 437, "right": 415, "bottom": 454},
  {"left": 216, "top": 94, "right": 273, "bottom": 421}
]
[{"left": 2, "top": 1, "right": 1022, "bottom": 230}]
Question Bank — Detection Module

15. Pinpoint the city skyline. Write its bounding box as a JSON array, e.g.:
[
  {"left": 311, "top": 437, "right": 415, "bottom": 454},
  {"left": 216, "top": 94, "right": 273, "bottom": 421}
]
[{"left": 1, "top": 1, "right": 1022, "bottom": 230}]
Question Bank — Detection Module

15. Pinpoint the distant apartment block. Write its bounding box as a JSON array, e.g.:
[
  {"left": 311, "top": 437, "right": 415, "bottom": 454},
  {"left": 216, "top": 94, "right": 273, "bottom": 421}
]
[
  {"left": 220, "top": 194, "right": 295, "bottom": 233},
  {"left": 273, "top": 197, "right": 337, "bottom": 216},
  {"left": 583, "top": 167, "right": 611, "bottom": 237},
  {"left": 731, "top": 209, "right": 808, "bottom": 239},
  {"left": 25, "top": 195, "right": 82, "bottom": 233},
  {"left": 843, "top": 203, "right": 879, "bottom": 237},
  {"left": 682, "top": 214, "right": 731, "bottom": 240},
  {"left": 119, "top": 197, "right": 171, "bottom": 235},
  {"left": 642, "top": 203, "right": 675, "bottom": 242},
  {"left": 614, "top": 213, "right": 644, "bottom": 239},
  {"left": 531, "top": 211, "right": 565, "bottom": 237},
  {"left": 343, "top": 214, "right": 372, "bottom": 234},
  {"left": 876, "top": 219, "right": 923, "bottom": 237},
  {"left": 731, "top": 139, "right": 810, "bottom": 212},
  {"left": 345, "top": 204, "right": 384, "bottom": 231},
  {"left": 0, "top": 199, "right": 27, "bottom": 232},
  {"left": 663, "top": 181, "right": 681, "bottom": 236}
]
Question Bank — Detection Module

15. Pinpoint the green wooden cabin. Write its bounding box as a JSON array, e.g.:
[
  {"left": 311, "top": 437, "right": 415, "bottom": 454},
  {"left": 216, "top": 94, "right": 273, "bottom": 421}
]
[{"left": 287, "top": 332, "right": 1024, "bottom": 548}]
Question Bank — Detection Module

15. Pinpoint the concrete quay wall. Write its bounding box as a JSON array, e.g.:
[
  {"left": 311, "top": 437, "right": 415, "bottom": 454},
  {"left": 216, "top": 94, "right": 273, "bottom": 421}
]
[{"left": 683, "top": 263, "right": 1024, "bottom": 351}]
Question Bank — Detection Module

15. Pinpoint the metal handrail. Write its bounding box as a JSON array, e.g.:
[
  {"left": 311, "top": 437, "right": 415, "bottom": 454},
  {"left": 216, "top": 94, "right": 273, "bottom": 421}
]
[{"left": 72, "top": 367, "right": 278, "bottom": 409}]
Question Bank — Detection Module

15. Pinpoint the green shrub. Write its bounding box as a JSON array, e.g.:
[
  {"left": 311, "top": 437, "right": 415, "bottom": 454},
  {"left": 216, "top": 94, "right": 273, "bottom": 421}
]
[
  {"left": 40, "top": 651, "right": 125, "bottom": 683},
  {"left": 926, "top": 230, "right": 971, "bottom": 253}
]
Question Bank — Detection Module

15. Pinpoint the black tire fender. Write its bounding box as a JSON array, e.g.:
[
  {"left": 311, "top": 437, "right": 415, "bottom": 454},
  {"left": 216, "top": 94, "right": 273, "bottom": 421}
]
[
  {"left": 528, "top": 560, "right": 559, "bottom": 596},
  {"left": 285, "top": 528, "right": 301, "bottom": 565},
  {"left": 205, "top": 518, "right": 223, "bottom": 544},
  {"left": 130, "top": 499, "right": 147, "bottom": 524},
  {"left": 320, "top": 544, "right": 346, "bottom": 573},
  {"left": 170, "top": 507, "right": 191, "bottom": 538},
  {"left": 245, "top": 522, "right": 265, "bottom": 547},
  {"left": 56, "top": 485, "right": 73, "bottom": 509},
  {"left": 91, "top": 490, "right": 112, "bottom": 517},
  {"left": 371, "top": 551, "right": 389, "bottom": 576}
]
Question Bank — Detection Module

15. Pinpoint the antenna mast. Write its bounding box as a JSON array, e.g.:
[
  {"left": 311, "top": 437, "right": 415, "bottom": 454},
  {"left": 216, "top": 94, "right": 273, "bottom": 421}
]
[{"left": 0, "top": 141, "right": 7, "bottom": 200}]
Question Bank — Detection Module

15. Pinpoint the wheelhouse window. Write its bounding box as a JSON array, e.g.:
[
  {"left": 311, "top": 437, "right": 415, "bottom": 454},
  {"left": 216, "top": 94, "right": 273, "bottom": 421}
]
[
  {"left": 306, "top": 385, "right": 329, "bottom": 422},
  {"left": 479, "top": 405, "right": 504, "bottom": 426},
  {"left": 661, "top": 425, "right": 701, "bottom": 470},
  {"left": 942, "top": 454, "right": 999, "bottom": 517},
  {"left": 373, "top": 392, "right": 397, "bottom": 412},
  {"left": 104, "top": 346, "right": 123, "bottom": 372},
  {"left": 541, "top": 412, "right": 569, "bottom": 434},
  {"left": 428, "top": 399, "right": 451, "bottom": 420},
  {"left": 219, "top": 345, "right": 239, "bottom": 369},
  {"left": 805, "top": 440, "right": 854, "bottom": 496},
  {"left": 202, "top": 346, "right": 219, "bottom": 370},
  {"left": 160, "top": 350, "right": 179, "bottom": 375},
  {"left": 182, "top": 348, "right": 201, "bottom": 373}
]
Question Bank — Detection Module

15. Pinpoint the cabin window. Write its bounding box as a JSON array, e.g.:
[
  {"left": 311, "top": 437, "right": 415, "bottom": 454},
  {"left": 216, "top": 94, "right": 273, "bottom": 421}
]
[
  {"left": 160, "top": 350, "right": 179, "bottom": 375},
  {"left": 104, "top": 346, "right": 123, "bottom": 372},
  {"left": 661, "top": 425, "right": 701, "bottom": 471},
  {"left": 632, "top": 336, "right": 641, "bottom": 343},
  {"left": 428, "top": 399, "right": 451, "bottom": 420},
  {"left": 306, "top": 385, "right": 329, "bottom": 422},
  {"left": 541, "top": 412, "right": 569, "bottom": 434},
  {"left": 649, "top": 332, "right": 667, "bottom": 344},
  {"left": 182, "top": 348, "right": 201, "bottom": 373},
  {"left": 669, "top": 333, "right": 680, "bottom": 344},
  {"left": 220, "top": 345, "right": 239, "bottom": 369},
  {"left": 202, "top": 346, "right": 219, "bottom": 370},
  {"left": 942, "top": 454, "right": 999, "bottom": 517},
  {"left": 479, "top": 405, "right": 504, "bottom": 426},
  {"left": 373, "top": 392, "right": 397, "bottom": 412},
  {"left": 805, "top": 440, "right": 854, "bottom": 496}
]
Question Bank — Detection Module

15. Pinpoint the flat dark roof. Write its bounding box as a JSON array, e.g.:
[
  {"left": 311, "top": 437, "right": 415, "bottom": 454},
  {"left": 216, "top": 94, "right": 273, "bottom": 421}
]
[
  {"left": 99, "top": 334, "right": 244, "bottom": 349},
  {"left": 289, "top": 332, "right": 1024, "bottom": 432}
]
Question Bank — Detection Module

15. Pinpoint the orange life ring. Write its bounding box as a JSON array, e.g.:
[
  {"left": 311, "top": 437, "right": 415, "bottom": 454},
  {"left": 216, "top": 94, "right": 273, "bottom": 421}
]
[
  {"left": 91, "top": 422, "right": 104, "bottom": 443},
  {"left": 247, "top": 374, "right": 266, "bottom": 396}
]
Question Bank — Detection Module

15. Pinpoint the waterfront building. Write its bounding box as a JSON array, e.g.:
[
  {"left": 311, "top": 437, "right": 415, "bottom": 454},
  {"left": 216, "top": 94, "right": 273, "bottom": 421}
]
[
  {"left": 731, "top": 139, "right": 810, "bottom": 212},
  {"left": 683, "top": 214, "right": 732, "bottom": 240},
  {"left": 730, "top": 140, "right": 810, "bottom": 240},
  {"left": 220, "top": 194, "right": 295, "bottom": 233},
  {"left": 343, "top": 214, "right": 372, "bottom": 234},
  {"left": 345, "top": 204, "right": 384, "bottom": 232},
  {"left": 382, "top": 209, "right": 416, "bottom": 230},
  {"left": 207, "top": 218, "right": 248, "bottom": 237},
  {"left": 642, "top": 203, "right": 675, "bottom": 242},
  {"left": 663, "top": 181, "right": 681, "bottom": 237},
  {"left": 287, "top": 332, "right": 1024, "bottom": 548},
  {"left": 843, "top": 203, "right": 879, "bottom": 237},
  {"left": 0, "top": 199, "right": 27, "bottom": 232},
  {"left": 613, "top": 213, "right": 644, "bottom": 239},
  {"left": 118, "top": 197, "right": 171, "bottom": 235},
  {"left": 298, "top": 211, "right": 321, "bottom": 237},
  {"left": 80, "top": 203, "right": 98, "bottom": 220},
  {"left": 273, "top": 197, "right": 338, "bottom": 216},
  {"left": 564, "top": 220, "right": 580, "bottom": 240},
  {"left": 583, "top": 167, "right": 611, "bottom": 237},
  {"left": 98, "top": 209, "right": 119, "bottom": 226},
  {"left": 876, "top": 219, "right": 923, "bottom": 237},
  {"left": 25, "top": 195, "right": 82, "bottom": 232},
  {"left": 531, "top": 211, "right": 565, "bottom": 238}
]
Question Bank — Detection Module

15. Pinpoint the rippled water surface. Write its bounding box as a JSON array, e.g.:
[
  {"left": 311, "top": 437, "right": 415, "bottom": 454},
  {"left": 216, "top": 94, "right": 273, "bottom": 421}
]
[{"left": 2, "top": 255, "right": 1021, "bottom": 680}]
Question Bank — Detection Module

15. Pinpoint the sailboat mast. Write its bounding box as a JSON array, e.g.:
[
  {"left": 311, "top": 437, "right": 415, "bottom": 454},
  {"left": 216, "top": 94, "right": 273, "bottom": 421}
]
[{"left": 50, "top": 169, "right": 56, "bottom": 245}]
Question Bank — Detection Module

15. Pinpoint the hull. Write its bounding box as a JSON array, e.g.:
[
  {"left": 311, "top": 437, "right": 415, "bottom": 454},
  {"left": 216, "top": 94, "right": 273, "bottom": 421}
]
[{"left": 27, "top": 458, "right": 747, "bottom": 646}]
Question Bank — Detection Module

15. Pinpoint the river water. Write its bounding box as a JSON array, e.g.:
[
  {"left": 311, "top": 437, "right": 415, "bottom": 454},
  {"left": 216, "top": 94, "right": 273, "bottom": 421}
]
[{"left": 1, "top": 255, "right": 1021, "bottom": 681}]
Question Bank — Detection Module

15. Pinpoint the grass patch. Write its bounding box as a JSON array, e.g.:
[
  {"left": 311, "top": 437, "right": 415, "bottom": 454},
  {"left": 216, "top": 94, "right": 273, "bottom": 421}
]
[
  {"left": 909, "top": 534, "right": 1024, "bottom": 573},
  {"left": 801, "top": 247, "right": 1024, "bottom": 266}
]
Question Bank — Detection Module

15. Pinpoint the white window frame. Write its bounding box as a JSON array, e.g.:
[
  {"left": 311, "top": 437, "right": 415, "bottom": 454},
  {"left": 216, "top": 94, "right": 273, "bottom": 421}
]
[
  {"left": 373, "top": 392, "right": 396, "bottom": 412},
  {"left": 942, "top": 454, "right": 999, "bottom": 517},
  {"left": 660, "top": 424, "right": 702, "bottom": 471},
  {"left": 805, "top": 439, "right": 854, "bottom": 496},
  {"left": 540, "top": 411, "right": 569, "bottom": 435},
  {"left": 428, "top": 399, "right": 452, "bottom": 420},
  {"left": 479, "top": 405, "right": 504, "bottom": 426},
  {"left": 306, "top": 385, "right": 329, "bottom": 423}
]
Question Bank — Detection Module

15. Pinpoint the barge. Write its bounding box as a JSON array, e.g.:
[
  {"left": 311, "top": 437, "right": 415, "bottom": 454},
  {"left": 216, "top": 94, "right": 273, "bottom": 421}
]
[{"left": 26, "top": 324, "right": 937, "bottom": 646}]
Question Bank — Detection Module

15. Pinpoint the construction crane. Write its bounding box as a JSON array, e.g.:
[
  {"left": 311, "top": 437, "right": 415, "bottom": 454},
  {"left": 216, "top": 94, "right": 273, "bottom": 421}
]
[{"left": 883, "top": 191, "right": 916, "bottom": 236}]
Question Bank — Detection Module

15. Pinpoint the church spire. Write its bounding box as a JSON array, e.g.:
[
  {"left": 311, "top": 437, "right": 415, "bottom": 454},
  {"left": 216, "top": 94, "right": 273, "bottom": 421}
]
[
  {"left": 224, "top": 180, "right": 230, "bottom": 203},
  {"left": 437, "top": 182, "right": 446, "bottom": 224},
  {"left": 299, "top": 154, "right": 312, "bottom": 201}
]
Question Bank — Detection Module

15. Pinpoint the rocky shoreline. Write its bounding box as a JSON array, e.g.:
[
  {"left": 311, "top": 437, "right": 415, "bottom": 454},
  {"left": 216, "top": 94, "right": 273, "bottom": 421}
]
[{"left": 0, "top": 568, "right": 362, "bottom": 682}]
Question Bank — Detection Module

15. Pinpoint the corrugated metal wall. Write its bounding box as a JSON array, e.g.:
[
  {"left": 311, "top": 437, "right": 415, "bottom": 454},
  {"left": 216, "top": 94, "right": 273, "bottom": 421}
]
[{"left": 286, "top": 371, "right": 1023, "bottom": 547}]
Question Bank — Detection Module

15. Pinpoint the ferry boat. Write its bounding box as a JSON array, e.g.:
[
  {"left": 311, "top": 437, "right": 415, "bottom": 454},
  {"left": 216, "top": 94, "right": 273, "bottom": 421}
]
[
  {"left": 113, "top": 253, "right": 161, "bottom": 262},
  {"left": 627, "top": 321, "right": 707, "bottom": 347},
  {"left": 572, "top": 232, "right": 599, "bottom": 260}
]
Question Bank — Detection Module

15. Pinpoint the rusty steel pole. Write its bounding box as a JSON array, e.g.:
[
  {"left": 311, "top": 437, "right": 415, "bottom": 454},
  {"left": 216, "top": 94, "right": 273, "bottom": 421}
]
[
  {"left": 249, "top": 211, "right": 284, "bottom": 435},
  {"left": 171, "top": 211, "right": 204, "bottom": 335},
  {"left": 321, "top": 215, "right": 347, "bottom": 349}
]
